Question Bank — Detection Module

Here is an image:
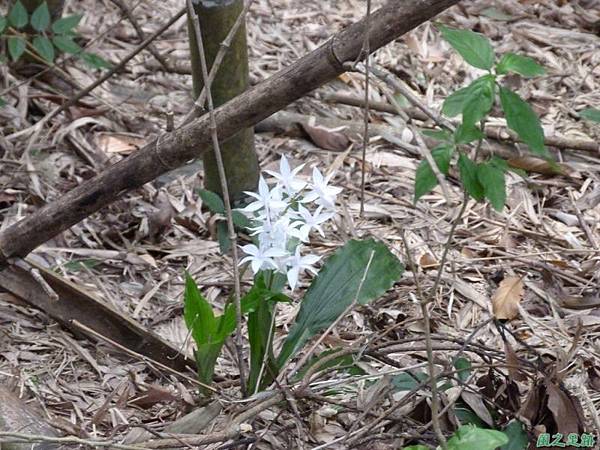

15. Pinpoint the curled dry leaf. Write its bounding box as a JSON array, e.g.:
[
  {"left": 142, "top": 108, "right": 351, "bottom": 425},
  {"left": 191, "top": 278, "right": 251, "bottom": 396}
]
[
  {"left": 419, "top": 253, "right": 438, "bottom": 269},
  {"left": 301, "top": 122, "right": 351, "bottom": 151},
  {"left": 492, "top": 276, "right": 524, "bottom": 320},
  {"left": 504, "top": 341, "right": 527, "bottom": 382},
  {"left": 508, "top": 156, "right": 574, "bottom": 176}
]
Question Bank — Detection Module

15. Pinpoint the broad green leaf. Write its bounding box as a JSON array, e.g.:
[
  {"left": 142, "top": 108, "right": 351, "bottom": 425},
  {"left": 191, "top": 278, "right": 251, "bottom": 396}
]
[
  {"left": 51, "top": 14, "right": 82, "bottom": 34},
  {"left": 278, "top": 239, "right": 403, "bottom": 366},
  {"left": 421, "top": 128, "right": 452, "bottom": 142},
  {"left": 30, "top": 1, "right": 50, "bottom": 32},
  {"left": 8, "top": 0, "right": 28, "bottom": 29},
  {"left": 232, "top": 210, "right": 251, "bottom": 230},
  {"left": 455, "top": 402, "right": 486, "bottom": 428},
  {"left": 496, "top": 53, "right": 545, "bottom": 77},
  {"left": 458, "top": 154, "right": 484, "bottom": 201},
  {"left": 198, "top": 189, "right": 225, "bottom": 214},
  {"left": 477, "top": 162, "right": 506, "bottom": 211},
  {"left": 501, "top": 421, "right": 528, "bottom": 450},
  {"left": 8, "top": 36, "right": 26, "bottom": 61},
  {"left": 442, "top": 75, "right": 495, "bottom": 118},
  {"left": 391, "top": 371, "right": 428, "bottom": 391},
  {"left": 81, "top": 52, "right": 111, "bottom": 69},
  {"left": 499, "top": 87, "right": 546, "bottom": 156},
  {"left": 462, "top": 79, "right": 495, "bottom": 128},
  {"left": 439, "top": 25, "right": 495, "bottom": 70},
  {"left": 447, "top": 425, "right": 508, "bottom": 450},
  {"left": 414, "top": 144, "right": 453, "bottom": 202},
  {"left": 454, "top": 124, "right": 484, "bottom": 144},
  {"left": 52, "top": 35, "right": 81, "bottom": 54},
  {"left": 579, "top": 107, "right": 600, "bottom": 123},
  {"left": 454, "top": 357, "right": 472, "bottom": 383},
  {"left": 195, "top": 341, "right": 223, "bottom": 388},
  {"left": 0, "top": 16, "right": 7, "bottom": 33},
  {"left": 33, "top": 35, "right": 54, "bottom": 63},
  {"left": 183, "top": 273, "right": 216, "bottom": 346}
]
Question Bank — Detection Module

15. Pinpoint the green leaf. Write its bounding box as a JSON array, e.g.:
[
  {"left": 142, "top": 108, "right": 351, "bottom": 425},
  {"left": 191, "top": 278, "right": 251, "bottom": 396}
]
[
  {"left": 391, "top": 371, "right": 428, "bottom": 391},
  {"left": 448, "top": 425, "right": 508, "bottom": 450},
  {"left": 477, "top": 162, "right": 506, "bottom": 211},
  {"left": 198, "top": 189, "right": 225, "bottom": 214},
  {"left": 81, "top": 52, "right": 111, "bottom": 69},
  {"left": 442, "top": 75, "right": 495, "bottom": 118},
  {"left": 458, "top": 154, "right": 484, "bottom": 201},
  {"left": 8, "top": 36, "right": 26, "bottom": 61},
  {"left": 579, "top": 107, "right": 600, "bottom": 123},
  {"left": 454, "top": 124, "right": 484, "bottom": 144},
  {"left": 499, "top": 86, "right": 546, "bottom": 156},
  {"left": 183, "top": 273, "right": 217, "bottom": 346},
  {"left": 8, "top": 0, "right": 28, "bottom": 29},
  {"left": 278, "top": 239, "right": 403, "bottom": 366},
  {"left": 414, "top": 144, "right": 453, "bottom": 202},
  {"left": 52, "top": 35, "right": 81, "bottom": 54},
  {"left": 32, "top": 35, "right": 54, "bottom": 63},
  {"left": 232, "top": 210, "right": 251, "bottom": 230},
  {"left": 421, "top": 128, "right": 452, "bottom": 142},
  {"left": 291, "top": 348, "right": 365, "bottom": 382},
  {"left": 454, "top": 402, "right": 486, "bottom": 428},
  {"left": 217, "top": 221, "right": 230, "bottom": 254},
  {"left": 439, "top": 25, "right": 495, "bottom": 70},
  {"left": 30, "top": 1, "right": 50, "bottom": 32},
  {"left": 0, "top": 16, "right": 7, "bottom": 33},
  {"left": 462, "top": 79, "right": 495, "bottom": 128},
  {"left": 0, "top": 97, "right": 5, "bottom": 107},
  {"left": 247, "top": 295, "right": 278, "bottom": 393},
  {"left": 454, "top": 357, "right": 472, "bottom": 383},
  {"left": 51, "top": 14, "right": 82, "bottom": 34},
  {"left": 403, "top": 446, "right": 429, "bottom": 450},
  {"left": 496, "top": 53, "right": 545, "bottom": 77},
  {"left": 501, "top": 421, "right": 528, "bottom": 450}
]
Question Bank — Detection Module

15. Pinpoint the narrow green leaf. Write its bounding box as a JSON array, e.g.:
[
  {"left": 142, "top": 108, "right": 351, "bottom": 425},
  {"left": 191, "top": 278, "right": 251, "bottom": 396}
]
[
  {"left": 454, "top": 124, "right": 484, "bottom": 144},
  {"left": 52, "top": 35, "right": 81, "bottom": 54},
  {"left": 579, "top": 107, "right": 600, "bottom": 123},
  {"left": 0, "top": 97, "right": 6, "bottom": 107},
  {"left": 8, "top": 0, "right": 28, "bottom": 29},
  {"left": 8, "top": 36, "right": 26, "bottom": 61},
  {"left": 0, "top": 16, "right": 7, "bottom": 33},
  {"left": 439, "top": 25, "right": 495, "bottom": 70},
  {"left": 51, "top": 14, "right": 82, "bottom": 34},
  {"left": 477, "top": 162, "right": 506, "bottom": 211},
  {"left": 217, "top": 221, "right": 230, "bottom": 254},
  {"left": 454, "top": 357, "right": 472, "bottom": 383},
  {"left": 499, "top": 86, "right": 546, "bottom": 156},
  {"left": 32, "top": 35, "right": 54, "bottom": 63},
  {"left": 247, "top": 296, "right": 278, "bottom": 393},
  {"left": 183, "top": 273, "right": 216, "bottom": 346},
  {"left": 447, "top": 425, "right": 508, "bottom": 450},
  {"left": 30, "top": 1, "right": 50, "bottom": 32},
  {"left": 198, "top": 189, "right": 225, "bottom": 214},
  {"left": 291, "top": 348, "right": 365, "bottom": 382},
  {"left": 391, "top": 372, "right": 428, "bottom": 391},
  {"left": 414, "top": 144, "right": 453, "bottom": 202},
  {"left": 458, "top": 154, "right": 484, "bottom": 201},
  {"left": 501, "top": 421, "right": 528, "bottom": 450},
  {"left": 81, "top": 52, "right": 111, "bottom": 69},
  {"left": 195, "top": 341, "right": 223, "bottom": 388},
  {"left": 496, "top": 53, "right": 545, "bottom": 77},
  {"left": 278, "top": 239, "right": 403, "bottom": 366}
]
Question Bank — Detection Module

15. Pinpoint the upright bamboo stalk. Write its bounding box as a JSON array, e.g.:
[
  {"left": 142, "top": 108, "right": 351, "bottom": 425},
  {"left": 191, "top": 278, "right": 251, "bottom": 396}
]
[{"left": 188, "top": 0, "right": 258, "bottom": 203}]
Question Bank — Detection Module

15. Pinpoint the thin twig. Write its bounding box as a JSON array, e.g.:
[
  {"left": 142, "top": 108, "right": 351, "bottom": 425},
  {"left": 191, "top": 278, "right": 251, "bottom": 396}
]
[
  {"left": 359, "top": 0, "right": 372, "bottom": 217},
  {"left": 401, "top": 231, "right": 447, "bottom": 450},
  {"left": 186, "top": 0, "right": 247, "bottom": 397},
  {"left": 0, "top": 432, "right": 149, "bottom": 450}
]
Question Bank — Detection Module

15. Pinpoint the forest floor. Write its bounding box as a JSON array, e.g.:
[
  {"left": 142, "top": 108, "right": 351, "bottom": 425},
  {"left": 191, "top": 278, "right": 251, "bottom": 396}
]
[{"left": 1, "top": 0, "right": 600, "bottom": 448}]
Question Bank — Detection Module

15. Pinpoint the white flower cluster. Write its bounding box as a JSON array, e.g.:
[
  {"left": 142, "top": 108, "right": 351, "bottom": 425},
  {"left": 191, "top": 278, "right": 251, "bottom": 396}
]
[{"left": 239, "top": 156, "right": 341, "bottom": 290}]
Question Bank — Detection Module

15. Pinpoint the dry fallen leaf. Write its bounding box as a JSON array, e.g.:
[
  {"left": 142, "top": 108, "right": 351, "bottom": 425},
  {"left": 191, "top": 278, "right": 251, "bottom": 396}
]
[
  {"left": 419, "top": 253, "right": 438, "bottom": 269},
  {"left": 492, "top": 276, "right": 524, "bottom": 320},
  {"left": 508, "top": 156, "right": 573, "bottom": 176},
  {"left": 301, "top": 123, "right": 350, "bottom": 151}
]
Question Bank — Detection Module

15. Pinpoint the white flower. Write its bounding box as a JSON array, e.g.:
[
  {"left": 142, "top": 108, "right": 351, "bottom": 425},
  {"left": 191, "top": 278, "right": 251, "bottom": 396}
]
[
  {"left": 265, "top": 155, "right": 306, "bottom": 195},
  {"left": 285, "top": 246, "right": 320, "bottom": 290},
  {"left": 291, "top": 205, "right": 334, "bottom": 242},
  {"left": 239, "top": 244, "right": 287, "bottom": 274},
  {"left": 242, "top": 176, "right": 287, "bottom": 214},
  {"left": 303, "top": 167, "right": 342, "bottom": 210}
]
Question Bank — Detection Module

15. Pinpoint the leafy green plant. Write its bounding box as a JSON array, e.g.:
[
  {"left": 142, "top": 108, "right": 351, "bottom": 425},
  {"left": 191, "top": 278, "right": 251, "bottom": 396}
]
[
  {"left": 404, "top": 425, "right": 509, "bottom": 450},
  {"left": 414, "top": 25, "right": 549, "bottom": 211},
  {"left": 0, "top": 0, "right": 110, "bottom": 103},
  {"left": 185, "top": 157, "right": 404, "bottom": 394}
]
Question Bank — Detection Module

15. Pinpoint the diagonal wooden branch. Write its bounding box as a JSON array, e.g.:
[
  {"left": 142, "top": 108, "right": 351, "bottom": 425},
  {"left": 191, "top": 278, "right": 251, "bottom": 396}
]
[{"left": 0, "top": 0, "right": 460, "bottom": 269}]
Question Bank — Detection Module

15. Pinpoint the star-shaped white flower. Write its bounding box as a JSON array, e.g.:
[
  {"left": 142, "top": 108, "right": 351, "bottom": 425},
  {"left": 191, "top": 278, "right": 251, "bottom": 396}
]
[
  {"left": 242, "top": 176, "right": 287, "bottom": 214},
  {"left": 239, "top": 244, "right": 287, "bottom": 274},
  {"left": 303, "top": 167, "right": 342, "bottom": 210},
  {"left": 291, "top": 205, "right": 334, "bottom": 242},
  {"left": 285, "top": 246, "right": 320, "bottom": 290},
  {"left": 265, "top": 155, "right": 306, "bottom": 195}
]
